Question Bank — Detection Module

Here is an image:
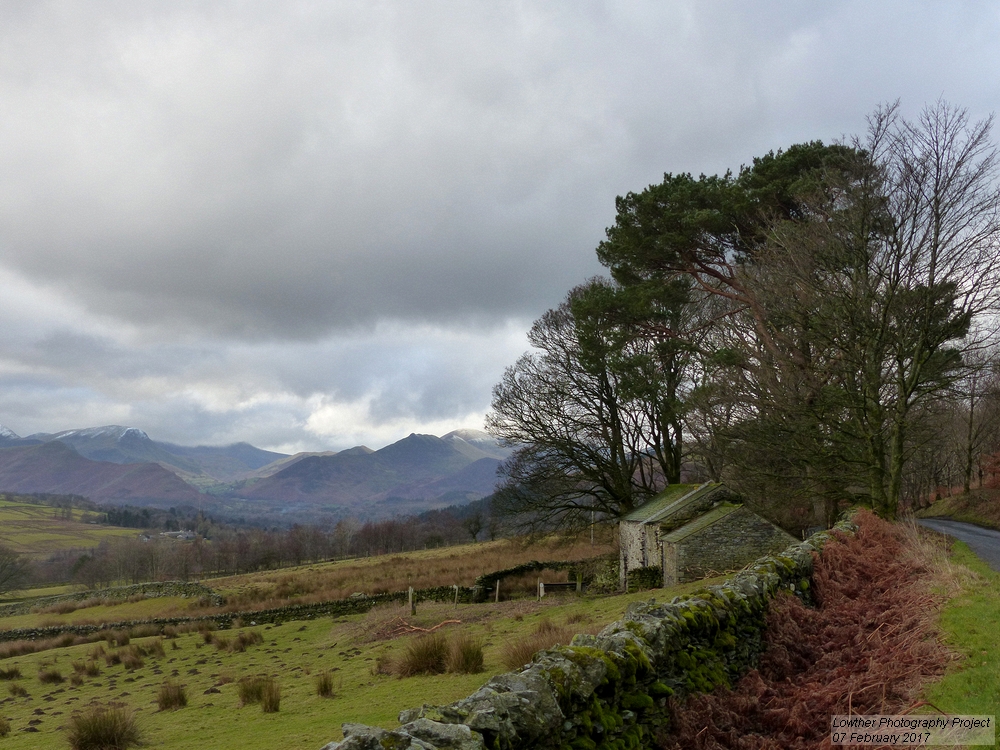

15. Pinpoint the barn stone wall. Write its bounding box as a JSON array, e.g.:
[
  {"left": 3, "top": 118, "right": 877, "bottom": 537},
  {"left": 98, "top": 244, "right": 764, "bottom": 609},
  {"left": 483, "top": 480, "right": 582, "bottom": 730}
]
[{"left": 670, "top": 506, "right": 798, "bottom": 584}]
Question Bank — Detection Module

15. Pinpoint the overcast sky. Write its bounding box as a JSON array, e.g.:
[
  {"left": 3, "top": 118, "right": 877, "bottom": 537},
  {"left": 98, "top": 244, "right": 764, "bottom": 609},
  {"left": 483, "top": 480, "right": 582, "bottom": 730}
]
[{"left": 0, "top": 1, "right": 997, "bottom": 453}]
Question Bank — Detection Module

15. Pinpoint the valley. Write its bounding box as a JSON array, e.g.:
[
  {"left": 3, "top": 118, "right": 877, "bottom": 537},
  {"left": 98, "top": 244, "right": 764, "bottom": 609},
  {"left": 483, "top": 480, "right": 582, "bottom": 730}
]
[{"left": 0, "top": 425, "right": 510, "bottom": 523}]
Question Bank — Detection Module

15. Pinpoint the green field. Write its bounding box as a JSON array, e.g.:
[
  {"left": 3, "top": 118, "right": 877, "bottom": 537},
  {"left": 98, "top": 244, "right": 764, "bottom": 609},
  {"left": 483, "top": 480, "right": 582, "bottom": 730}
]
[
  {"left": 0, "top": 579, "right": 721, "bottom": 749},
  {"left": 0, "top": 500, "right": 136, "bottom": 556}
]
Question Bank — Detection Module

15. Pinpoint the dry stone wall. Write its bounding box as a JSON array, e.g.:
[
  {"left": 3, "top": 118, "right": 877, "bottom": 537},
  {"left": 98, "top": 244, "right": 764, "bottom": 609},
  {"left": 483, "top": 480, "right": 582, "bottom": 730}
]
[{"left": 320, "top": 516, "right": 858, "bottom": 750}]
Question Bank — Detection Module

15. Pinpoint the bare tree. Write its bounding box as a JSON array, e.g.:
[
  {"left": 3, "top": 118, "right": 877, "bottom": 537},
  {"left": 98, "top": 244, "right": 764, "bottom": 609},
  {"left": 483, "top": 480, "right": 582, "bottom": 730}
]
[
  {"left": 487, "top": 279, "right": 697, "bottom": 530},
  {"left": 0, "top": 545, "right": 31, "bottom": 594},
  {"left": 462, "top": 511, "right": 483, "bottom": 543}
]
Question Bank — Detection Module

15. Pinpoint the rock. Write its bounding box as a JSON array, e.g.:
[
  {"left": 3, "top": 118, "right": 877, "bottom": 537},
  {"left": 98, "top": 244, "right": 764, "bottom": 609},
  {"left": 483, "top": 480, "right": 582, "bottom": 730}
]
[
  {"left": 399, "top": 705, "right": 437, "bottom": 724},
  {"left": 401, "top": 718, "right": 485, "bottom": 749},
  {"left": 319, "top": 724, "right": 386, "bottom": 750}
]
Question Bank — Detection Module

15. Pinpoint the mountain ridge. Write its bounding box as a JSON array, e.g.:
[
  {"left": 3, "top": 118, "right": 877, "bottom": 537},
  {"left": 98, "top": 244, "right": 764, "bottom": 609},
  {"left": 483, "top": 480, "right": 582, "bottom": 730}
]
[{"left": 0, "top": 424, "right": 509, "bottom": 520}]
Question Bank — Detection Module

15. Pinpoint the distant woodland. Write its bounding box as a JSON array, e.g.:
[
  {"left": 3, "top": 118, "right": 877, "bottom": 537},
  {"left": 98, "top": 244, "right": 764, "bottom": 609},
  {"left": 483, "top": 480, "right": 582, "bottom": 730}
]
[{"left": 4, "top": 492, "right": 493, "bottom": 589}]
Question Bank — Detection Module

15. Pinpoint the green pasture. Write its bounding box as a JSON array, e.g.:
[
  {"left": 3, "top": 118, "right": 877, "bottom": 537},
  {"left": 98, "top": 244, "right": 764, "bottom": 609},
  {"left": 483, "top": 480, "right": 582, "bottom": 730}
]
[
  {"left": 0, "top": 577, "right": 724, "bottom": 749},
  {"left": 0, "top": 500, "right": 136, "bottom": 556}
]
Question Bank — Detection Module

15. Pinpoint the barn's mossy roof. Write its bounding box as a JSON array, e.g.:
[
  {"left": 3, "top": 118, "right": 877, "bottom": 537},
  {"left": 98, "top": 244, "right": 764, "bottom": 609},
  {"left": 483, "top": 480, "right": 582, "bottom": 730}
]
[
  {"left": 619, "top": 482, "right": 726, "bottom": 525},
  {"left": 661, "top": 503, "right": 742, "bottom": 543}
]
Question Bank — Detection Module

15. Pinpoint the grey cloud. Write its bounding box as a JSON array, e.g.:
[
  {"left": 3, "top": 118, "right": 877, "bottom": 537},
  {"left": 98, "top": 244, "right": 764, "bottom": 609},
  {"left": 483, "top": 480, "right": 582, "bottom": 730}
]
[{"left": 0, "top": 1, "right": 998, "bottom": 447}]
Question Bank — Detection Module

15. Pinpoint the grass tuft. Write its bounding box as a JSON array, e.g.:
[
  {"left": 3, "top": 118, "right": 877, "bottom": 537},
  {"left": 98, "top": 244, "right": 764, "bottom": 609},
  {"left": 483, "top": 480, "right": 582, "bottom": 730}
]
[
  {"left": 395, "top": 632, "right": 448, "bottom": 677},
  {"left": 237, "top": 675, "right": 272, "bottom": 706},
  {"left": 105, "top": 630, "right": 130, "bottom": 647},
  {"left": 0, "top": 666, "right": 21, "bottom": 680},
  {"left": 446, "top": 633, "right": 484, "bottom": 674},
  {"left": 315, "top": 671, "right": 340, "bottom": 698},
  {"left": 500, "top": 621, "right": 574, "bottom": 670},
  {"left": 120, "top": 645, "right": 145, "bottom": 671},
  {"left": 157, "top": 680, "right": 188, "bottom": 711},
  {"left": 66, "top": 704, "right": 142, "bottom": 750},
  {"left": 38, "top": 667, "right": 64, "bottom": 684},
  {"left": 261, "top": 679, "right": 280, "bottom": 713}
]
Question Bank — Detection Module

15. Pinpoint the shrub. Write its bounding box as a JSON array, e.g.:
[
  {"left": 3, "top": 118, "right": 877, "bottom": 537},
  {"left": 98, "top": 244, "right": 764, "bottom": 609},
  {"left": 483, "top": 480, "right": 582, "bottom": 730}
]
[
  {"left": 85, "top": 661, "right": 101, "bottom": 677},
  {"left": 38, "top": 668, "right": 64, "bottom": 684},
  {"left": 626, "top": 565, "right": 662, "bottom": 591},
  {"left": 0, "top": 666, "right": 21, "bottom": 680},
  {"left": 157, "top": 681, "right": 187, "bottom": 710},
  {"left": 104, "top": 650, "right": 122, "bottom": 667},
  {"left": 587, "top": 558, "right": 621, "bottom": 593},
  {"left": 395, "top": 633, "right": 448, "bottom": 677},
  {"left": 147, "top": 638, "right": 166, "bottom": 658},
  {"left": 261, "top": 679, "right": 280, "bottom": 713},
  {"left": 446, "top": 634, "right": 484, "bottom": 674},
  {"left": 8, "top": 683, "right": 27, "bottom": 697},
  {"left": 315, "top": 671, "right": 340, "bottom": 698},
  {"left": 66, "top": 704, "right": 142, "bottom": 750}
]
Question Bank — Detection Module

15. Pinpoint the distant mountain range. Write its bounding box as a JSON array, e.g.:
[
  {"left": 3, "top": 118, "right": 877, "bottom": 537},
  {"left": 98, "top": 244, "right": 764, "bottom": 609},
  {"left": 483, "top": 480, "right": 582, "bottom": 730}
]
[{"left": 0, "top": 424, "right": 510, "bottom": 520}]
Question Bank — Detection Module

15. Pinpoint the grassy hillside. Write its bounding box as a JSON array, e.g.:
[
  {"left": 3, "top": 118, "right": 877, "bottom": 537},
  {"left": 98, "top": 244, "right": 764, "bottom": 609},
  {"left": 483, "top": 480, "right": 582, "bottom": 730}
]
[
  {"left": 0, "top": 500, "right": 136, "bottom": 557},
  {"left": 915, "top": 487, "right": 1000, "bottom": 529},
  {"left": 206, "top": 535, "right": 617, "bottom": 611}
]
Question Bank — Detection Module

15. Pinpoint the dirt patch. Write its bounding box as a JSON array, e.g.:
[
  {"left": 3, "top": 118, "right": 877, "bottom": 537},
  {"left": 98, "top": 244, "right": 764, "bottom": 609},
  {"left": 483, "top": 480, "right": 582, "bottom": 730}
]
[{"left": 659, "top": 511, "right": 953, "bottom": 750}]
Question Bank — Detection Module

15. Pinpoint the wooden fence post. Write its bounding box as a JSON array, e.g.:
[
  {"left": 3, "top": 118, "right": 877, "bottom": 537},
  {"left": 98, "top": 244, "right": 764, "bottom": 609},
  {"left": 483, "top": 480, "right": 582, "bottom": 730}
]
[
  {"left": 495, "top": 580, "right": 500, "bottom": 603},
  {"left": 408, "top": 586, "right": 415, "bottom": 616}
]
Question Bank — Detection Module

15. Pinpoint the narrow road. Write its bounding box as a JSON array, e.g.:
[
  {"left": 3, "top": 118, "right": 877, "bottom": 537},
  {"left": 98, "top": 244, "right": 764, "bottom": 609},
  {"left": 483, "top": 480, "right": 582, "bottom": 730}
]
[{"left": 917, "top": 518, "right": 1000, "bottom": 572}]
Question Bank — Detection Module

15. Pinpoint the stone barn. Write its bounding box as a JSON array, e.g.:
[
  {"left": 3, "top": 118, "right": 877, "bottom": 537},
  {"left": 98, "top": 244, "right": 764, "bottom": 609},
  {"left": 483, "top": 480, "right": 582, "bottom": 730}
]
[{"left": 619, "top": 483, "right": 797, "bottom": 588}]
